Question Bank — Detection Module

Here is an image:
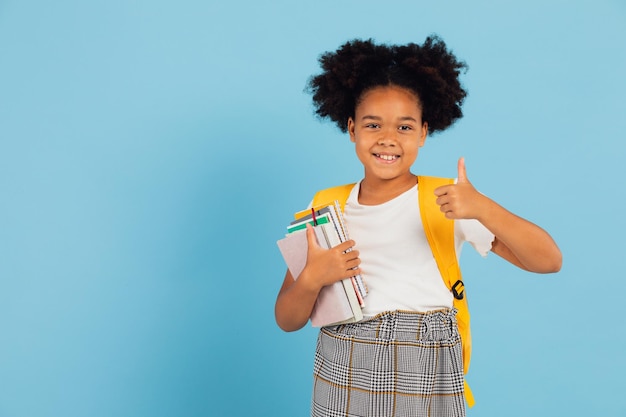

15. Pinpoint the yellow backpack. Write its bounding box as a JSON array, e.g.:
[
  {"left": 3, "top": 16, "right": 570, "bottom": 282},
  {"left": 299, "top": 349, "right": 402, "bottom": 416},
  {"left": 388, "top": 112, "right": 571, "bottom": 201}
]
[{"left": 311, "top": 175, "right": 476, "bottom": 407}]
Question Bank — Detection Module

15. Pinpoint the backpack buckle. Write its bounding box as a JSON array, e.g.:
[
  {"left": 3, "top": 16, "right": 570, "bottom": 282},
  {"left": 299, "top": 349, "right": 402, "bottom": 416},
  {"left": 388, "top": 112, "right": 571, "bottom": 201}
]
[{"left": 452, "top": 280, "right": 465, "bottom": 300}]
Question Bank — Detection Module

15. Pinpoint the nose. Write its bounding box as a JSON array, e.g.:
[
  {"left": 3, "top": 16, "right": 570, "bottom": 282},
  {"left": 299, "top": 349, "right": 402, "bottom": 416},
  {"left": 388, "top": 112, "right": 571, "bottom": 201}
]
[{"left": 377, "top": 134, "right": 396, "bottom": 146}]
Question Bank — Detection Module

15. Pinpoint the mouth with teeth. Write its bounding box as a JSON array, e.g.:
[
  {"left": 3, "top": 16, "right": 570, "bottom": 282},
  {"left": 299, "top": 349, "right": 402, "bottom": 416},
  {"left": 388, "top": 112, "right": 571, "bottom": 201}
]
[{"left": 374, "top": 153, "right": 399, "bottom": 162}]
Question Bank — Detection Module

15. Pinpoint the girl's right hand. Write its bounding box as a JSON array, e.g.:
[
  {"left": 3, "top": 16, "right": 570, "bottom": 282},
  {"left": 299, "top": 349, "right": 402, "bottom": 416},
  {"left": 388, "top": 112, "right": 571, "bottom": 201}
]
[
  {"left": 274, "top": 223, "right": 362, "bottom": 332},
  {"left": 299, "top": 223, "right": 361, "bottom": 291}
]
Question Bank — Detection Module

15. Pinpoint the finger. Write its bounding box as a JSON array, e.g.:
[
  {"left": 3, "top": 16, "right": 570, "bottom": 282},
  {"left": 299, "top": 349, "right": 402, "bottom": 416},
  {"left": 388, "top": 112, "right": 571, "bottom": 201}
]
[
  {"left": 342, "top": 266, "right": 361, "bottom": 278},
  {"left": 305, "top": 223, "right": 320, "bottom": 248},
  {"left": 336, "top": 239, "right": 356, "bottom": 252},
  {"left": 343, "top": 249, "right": 360, "bottom": 261},
  {"left": 346, "top": 265, "right": 361, "bottom": 276},
  {"left": 433, "top": 185, "right": 449, "bottom": 197},
  {"left": 345, "top": 253, "right": 361, "bottom": 266},
  {"left": 457, "top": 156, "right": 469, "bottom": 184}
]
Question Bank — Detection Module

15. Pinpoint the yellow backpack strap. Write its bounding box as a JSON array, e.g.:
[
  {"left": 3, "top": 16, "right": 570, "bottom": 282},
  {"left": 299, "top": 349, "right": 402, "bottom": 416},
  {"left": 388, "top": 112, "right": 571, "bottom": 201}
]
[
  {"left": 417, "top": 175, "right": 475, "bottom": 408},
  {"left": 311, "top": 183, "right": 356, "bottom": 210}
]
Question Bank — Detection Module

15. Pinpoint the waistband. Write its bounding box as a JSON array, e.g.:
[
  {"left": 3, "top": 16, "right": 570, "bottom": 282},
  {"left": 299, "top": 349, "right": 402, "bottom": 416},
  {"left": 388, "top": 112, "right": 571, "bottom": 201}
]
[{"left": 324, "top": 309, "right": 459, "bottom": 343}]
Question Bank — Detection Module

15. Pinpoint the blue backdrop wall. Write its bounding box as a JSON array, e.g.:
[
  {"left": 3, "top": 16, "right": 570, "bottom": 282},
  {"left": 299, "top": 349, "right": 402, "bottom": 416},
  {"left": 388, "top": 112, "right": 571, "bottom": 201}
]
[{"left": 1, "top": 1, "right": 625, "bottom": 416}]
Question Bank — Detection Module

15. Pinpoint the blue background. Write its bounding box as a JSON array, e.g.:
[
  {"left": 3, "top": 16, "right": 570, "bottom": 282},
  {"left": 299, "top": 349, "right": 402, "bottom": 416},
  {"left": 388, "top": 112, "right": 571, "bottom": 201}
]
[{"left": 1, "top": 0, "right": 625, "bottom": 416}]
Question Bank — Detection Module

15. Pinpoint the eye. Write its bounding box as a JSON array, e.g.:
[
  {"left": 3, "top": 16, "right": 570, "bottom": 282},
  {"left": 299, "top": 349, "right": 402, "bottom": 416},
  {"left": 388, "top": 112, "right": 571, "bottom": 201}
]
[
  {"left": 365, "top": 123, "right": 380, "bottom": 129},
  {"left": 398, "top": 125, "right": 413, "bottom": 131}
]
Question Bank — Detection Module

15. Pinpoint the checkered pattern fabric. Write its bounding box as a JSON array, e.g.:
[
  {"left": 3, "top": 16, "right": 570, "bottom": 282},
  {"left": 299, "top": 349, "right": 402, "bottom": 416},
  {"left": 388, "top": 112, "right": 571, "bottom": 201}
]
[{"left": 312, "top": 310, "right": 465, "bottom": 417}]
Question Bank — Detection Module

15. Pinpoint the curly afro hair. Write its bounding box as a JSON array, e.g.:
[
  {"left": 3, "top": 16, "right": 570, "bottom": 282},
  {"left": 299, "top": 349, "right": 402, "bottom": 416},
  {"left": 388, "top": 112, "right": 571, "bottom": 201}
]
[{"left": 306, "top": 35, "right": 468, "bottom": 135}]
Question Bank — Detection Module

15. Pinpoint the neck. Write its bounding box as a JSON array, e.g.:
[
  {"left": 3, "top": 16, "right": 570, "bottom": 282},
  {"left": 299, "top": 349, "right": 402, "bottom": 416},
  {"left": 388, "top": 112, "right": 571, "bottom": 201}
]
[{"left": 358, "top": 174, "right": 417, "bottom": 205}]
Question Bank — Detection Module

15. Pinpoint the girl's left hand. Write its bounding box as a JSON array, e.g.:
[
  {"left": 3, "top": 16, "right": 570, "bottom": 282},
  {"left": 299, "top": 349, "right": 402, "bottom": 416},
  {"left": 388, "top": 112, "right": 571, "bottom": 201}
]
[
  {"left": 434, "top": 157, "right": 562, "bottom": 273},
  {"left": 434, "top": 157, "right": 487, "bottom": 220}
]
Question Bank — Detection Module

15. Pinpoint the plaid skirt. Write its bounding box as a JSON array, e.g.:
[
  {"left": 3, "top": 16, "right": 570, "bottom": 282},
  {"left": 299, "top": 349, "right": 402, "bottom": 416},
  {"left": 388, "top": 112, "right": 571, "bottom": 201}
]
[{"left": 312, "top": 309, "right": 465, "bottom": 417}]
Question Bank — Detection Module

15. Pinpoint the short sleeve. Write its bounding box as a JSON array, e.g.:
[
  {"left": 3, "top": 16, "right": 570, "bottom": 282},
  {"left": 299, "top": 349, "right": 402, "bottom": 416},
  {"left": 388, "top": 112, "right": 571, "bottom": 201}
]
[{"left": 455, "top": 218, "right": 495, "bottom": 257}]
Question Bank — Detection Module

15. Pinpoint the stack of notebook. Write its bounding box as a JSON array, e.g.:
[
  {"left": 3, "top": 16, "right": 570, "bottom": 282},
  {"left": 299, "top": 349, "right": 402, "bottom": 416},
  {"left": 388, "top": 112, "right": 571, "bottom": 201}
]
[{"left": 277, "top": 200, "right": 367, "bottom": 327}]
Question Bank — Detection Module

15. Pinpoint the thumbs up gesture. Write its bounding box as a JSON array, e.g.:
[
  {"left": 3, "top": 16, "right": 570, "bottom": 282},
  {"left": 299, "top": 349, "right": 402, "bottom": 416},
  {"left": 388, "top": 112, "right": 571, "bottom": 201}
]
[{"left": 434, "top": 157, "right": 486, "bottom": 220}]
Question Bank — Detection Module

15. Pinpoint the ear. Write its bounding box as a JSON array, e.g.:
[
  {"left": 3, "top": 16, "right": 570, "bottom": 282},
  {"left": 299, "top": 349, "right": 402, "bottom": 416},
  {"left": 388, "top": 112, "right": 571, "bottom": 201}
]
[
  {"left": 418, "top": 122, "right": 428, "bottom": 147},
  {"left": 347, "top": 117, "right": 356, "bottom": 143}
]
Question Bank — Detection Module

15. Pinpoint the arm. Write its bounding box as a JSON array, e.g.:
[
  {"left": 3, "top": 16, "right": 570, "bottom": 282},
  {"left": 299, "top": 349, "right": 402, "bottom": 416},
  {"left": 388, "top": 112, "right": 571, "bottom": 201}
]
[
  {"left": 275, "top": 224, "right": 362, "bottom": 332},
  {"left": 434, "top": 158, "right": 562, "bottom": 273}
]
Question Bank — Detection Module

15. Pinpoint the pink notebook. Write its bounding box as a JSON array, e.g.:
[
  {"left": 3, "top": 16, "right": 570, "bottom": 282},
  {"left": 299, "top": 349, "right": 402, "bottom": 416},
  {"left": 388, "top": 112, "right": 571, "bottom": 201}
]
[{"left": 277, "top": 227, "right": 362, "bottom": 327}]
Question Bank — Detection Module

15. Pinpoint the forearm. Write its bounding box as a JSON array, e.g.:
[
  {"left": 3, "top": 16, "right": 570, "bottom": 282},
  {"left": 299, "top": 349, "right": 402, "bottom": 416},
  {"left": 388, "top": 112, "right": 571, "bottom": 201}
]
[
  {"left": 275, "top": 270, "right": 321, "bottom": 332},
  {"left": 477, "top": 196, "right": 562, "bottom": 273}
]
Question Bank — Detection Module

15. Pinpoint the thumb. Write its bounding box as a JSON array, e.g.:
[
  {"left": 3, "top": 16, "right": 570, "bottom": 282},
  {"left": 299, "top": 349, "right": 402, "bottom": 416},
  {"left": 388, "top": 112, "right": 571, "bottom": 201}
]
[
  {"left": 305, "top": 223, "right": 320, "bottom": 249},
  {"left": 457, "top": 157, "right": 469, "bottom": 183}
]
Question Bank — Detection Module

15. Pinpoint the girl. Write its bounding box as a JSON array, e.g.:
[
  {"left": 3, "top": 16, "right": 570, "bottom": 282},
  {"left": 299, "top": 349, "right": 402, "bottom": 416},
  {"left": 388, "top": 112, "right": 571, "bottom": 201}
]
[{"left": 275, "top": 35, "right": 561, "bottom": 417}]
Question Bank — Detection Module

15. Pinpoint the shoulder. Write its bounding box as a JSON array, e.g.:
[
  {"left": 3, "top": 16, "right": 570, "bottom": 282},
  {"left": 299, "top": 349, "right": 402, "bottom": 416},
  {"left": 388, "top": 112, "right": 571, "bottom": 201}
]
[
  {"left": 312, "top": 183, "right": 357, "bottom": 207},
  {"left": 417, "top": 175, "right": 454, "bottom": 188}
]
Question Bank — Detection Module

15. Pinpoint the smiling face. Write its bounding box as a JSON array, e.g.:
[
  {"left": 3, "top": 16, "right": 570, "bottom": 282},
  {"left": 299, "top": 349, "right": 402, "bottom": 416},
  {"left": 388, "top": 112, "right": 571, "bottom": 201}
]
[{"left": 348, "top": 85, "right": 428, "bottom": 191}]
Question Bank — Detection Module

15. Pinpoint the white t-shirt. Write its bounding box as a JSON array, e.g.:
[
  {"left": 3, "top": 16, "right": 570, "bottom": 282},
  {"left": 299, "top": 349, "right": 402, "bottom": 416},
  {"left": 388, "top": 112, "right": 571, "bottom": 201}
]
[{"left": 344, "top": 181, "right": 495, "bottom": 317}]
